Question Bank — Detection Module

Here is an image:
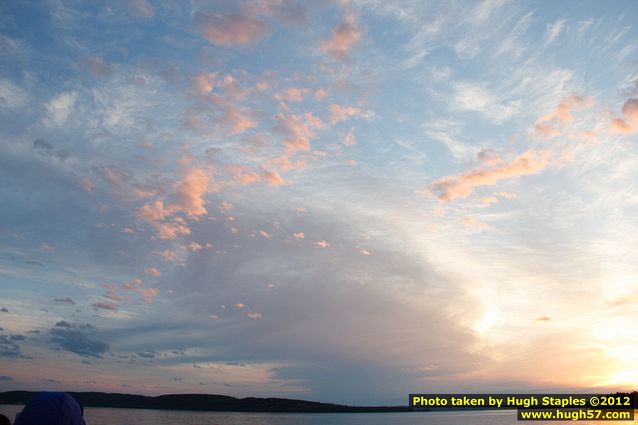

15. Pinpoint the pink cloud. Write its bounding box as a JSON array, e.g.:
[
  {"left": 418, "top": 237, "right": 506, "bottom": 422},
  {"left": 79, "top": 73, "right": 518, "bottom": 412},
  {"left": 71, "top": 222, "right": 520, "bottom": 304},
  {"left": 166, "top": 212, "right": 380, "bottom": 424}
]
[
  {"left": 430, "top": 150, "right": 551, "bottom": 202},
  {"left": 359, "top": 249, "right": 371, "bottom": 256},
  {"left": 190, "top": 73, "right": 215, "bottom": 96},
  {"left": 343, "top": 127, "right": 356, "bottom": 146},
  {"left": 168, "top": 168, "right": 211, "bottom": 217},
  {"left": 293, "top": 232, "right": 305, "bottom": 240},
  {"left": 137, "top": 169, "right": 214, "bottom": 239},
  {"left": 276, "top": 112, "right": 325, "bottom": 153},
  {"left": 276, "top": 87, "right": 308, "bottom": 102},
  {"left": 80, "top": 178, "right": 93, "bottom": 192},
  {"left": 137, "top": 287, "right": 159, "bottom": 304},
  {"left": 328, "top": 104, "right": 367, "bottom": 125},
  {"left": 137, "top": 200, "right": 169, "bottom": 222},
  {"left": 218, "top": 105, "right": 257, "bottom": 135},
  {"left": 227, "top": 164, "right": 262, "bottom": 185},
  {"left": 611, "top": 98, "right": 638, "bottom": 134},
  {"left": 314, "top": 88, "right": 328, "bottom": 101},
  {"left": 234, "top": 303, "right": 246, "bottom": 309},
  {"left": 532, "top": 95, "right": 594, "bottom": 137},
  {"left": 533, "top": 121, "right": 560, "bottom": 138},
  {"left": 144, "top": 267, "right": 161, "bottom": 277},
  {"left": 314, "top": 240, "right": 330, "bottom": 248},
  {"left": 94, "top": 166, "right": 158, "bottom": 200},
  {"left": 156, "top": 250, "right": 176, "bottom": 261},
  {"left": 155, "top": 217, "right": 191, "bottom": 240},
  {"left": 262, "top": 169, "right": 285, "bottom": 186},
  {"left": 320, "top": 14, "right": 363, "bottom": 60},
  {"left": 268, "top": 155, "right": 306, "bottom": 172},
  {"left": 259, "top": 230, "right": 273, "bottom": 238},
  {"left": 189, "top": 242, "right": 203, "bottom": 251},
  {"left": 480, "top": 196, "right": 498, "bottom": 206},
  {"left": 122, "top": 278, "right": 159, "bottom": 304},
  {"left": 195, "top": 12, "right": 271, "bottom": 46}
]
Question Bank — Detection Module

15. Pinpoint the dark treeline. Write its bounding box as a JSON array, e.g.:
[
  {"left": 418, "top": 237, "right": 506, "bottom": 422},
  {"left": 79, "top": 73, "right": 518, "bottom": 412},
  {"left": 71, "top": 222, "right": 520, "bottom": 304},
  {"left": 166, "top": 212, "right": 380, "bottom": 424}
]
[{"left": 0, "top": 391, "right": 414, "bottom": 413}]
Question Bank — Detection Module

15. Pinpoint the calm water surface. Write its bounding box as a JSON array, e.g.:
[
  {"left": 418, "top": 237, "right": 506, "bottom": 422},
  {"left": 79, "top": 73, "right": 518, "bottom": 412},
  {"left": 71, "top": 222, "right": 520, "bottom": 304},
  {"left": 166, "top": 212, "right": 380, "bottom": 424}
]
[{"left": 1, "top": 405, "right": 635, "bottom": 425}]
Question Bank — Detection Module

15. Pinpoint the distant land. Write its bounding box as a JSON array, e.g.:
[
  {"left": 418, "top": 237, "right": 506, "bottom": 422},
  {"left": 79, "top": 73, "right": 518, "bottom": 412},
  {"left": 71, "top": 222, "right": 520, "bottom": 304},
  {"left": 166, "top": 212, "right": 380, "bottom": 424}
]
[
  {"left": 0, "top": 391, "right": 415, "bottom": 413},
  {"left": 1, "top": 391, "right": 634, "bottom": 413}
]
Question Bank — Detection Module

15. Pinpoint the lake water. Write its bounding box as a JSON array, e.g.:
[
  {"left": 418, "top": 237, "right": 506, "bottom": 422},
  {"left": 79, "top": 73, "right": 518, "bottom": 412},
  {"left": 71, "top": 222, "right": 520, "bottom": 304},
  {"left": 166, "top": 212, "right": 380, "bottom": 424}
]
[{"left": 1, "top": 405, "right": 635, "bottom": 425}]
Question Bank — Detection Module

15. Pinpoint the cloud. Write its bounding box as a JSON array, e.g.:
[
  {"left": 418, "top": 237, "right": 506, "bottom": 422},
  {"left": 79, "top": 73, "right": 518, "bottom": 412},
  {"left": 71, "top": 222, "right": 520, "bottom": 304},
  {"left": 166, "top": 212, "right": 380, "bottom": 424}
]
[
  {"left": 533, "top": 95, "right": 594, "bottom": 137},
  {"left": 543, "top": 19, "right": 566, "bottom": 46},
  {"left": 144, "top": 267, "right": 161, "bottom": 277},
  {"left": 546, "top": 95, "right": 593, "bottom": 123},
  {"left": 328, "top": 104, "right": 367, "bottom": 125},
  {"left": 189, "top": 242, "right": 203, "bottom": 252},
  {"left": 227, "top": 165, "right": 262, "bottom": 185},
  {"left": 611, "top": 98, "right": 638, "bottom": 134},
  {"left": 32, "top": 139, "right": 71, "bottom": 161},
  {"left": 92, "top": 302, "right": 119, "bottom": 312},
  {"left": 218, "top": 105, "right": 257, "bottom": 135},
  {"left": 275, "top": 112, "right": 325, "bottom": 153},
  {"left": 137, "top": 168, "right": 214, "bottom": 239},
  {"left": 430, "top": 150, "right": 551, "bottom": 201},
  {"left": 276, "top": 87, "right": 308, "bottom": 102},
  {"left": 293, "top": 232, "right": 305, "bottom": 240},
  {"left": 0, "top": 335, "right": 24, "bottom": 357},
  {"left": 0, "top": 375, "right": 13, "bottom": 381},
  {"left": 243, "top": 0, "right": 308, "bottom": 27},
  {"left": 82, "top": 56, "right": 111, "bottom": 76},
  {"left": 452, "top": 82, "right": 520, "bottom": 123},
  {"left": 195, "top": 12, "right": 271, "bottom": 46},
  {"left": 80, "top": 178, "right": 93, "bottom": 192},
  {"left": 314, "top": 240, "right": 330, "bottom": 248},
  {"left": 50, "top": 323, "right": 110, "bottom": 358},
  {"left": 343, "top": 127, "right": 356, "bottom": 146},
  {"left": 44, "top": 91, "right": 76, "bottom": 126},
  {"left": 128, "top": 0, "right": 154, "bottom": 18},
  {"left": 54, "top": 297, "right": 76, "bottom": 305},
  {"left": 534, "top": 316, "right": 551, "bottom": 322},
  {"left": 170, "top": 168, "right": 211, "bottom": 217},
  {"left": 190, "top": 73, "right": 215, "bottom": 96},
  {"left": 121, "top": 278, "right": 159, "bottom": 304},
  {"left": 321, "top": 14, "right": 363, "bottom": 60},
  {"left": 0, "top": 78, "right": 28, "bottom": 110},
  {"left": 262, "top": 170, "right": 285, "bottom": 186},
  {"left": 247, "top": 312, "right": 262, "bottom": 319}
]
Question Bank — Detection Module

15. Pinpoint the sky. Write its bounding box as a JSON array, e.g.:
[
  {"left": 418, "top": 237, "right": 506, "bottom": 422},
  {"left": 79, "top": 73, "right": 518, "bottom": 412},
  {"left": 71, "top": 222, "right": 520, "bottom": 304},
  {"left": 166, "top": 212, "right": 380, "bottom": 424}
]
[{"left": 0, "top": 0, "right": 637, "bottom": 406}]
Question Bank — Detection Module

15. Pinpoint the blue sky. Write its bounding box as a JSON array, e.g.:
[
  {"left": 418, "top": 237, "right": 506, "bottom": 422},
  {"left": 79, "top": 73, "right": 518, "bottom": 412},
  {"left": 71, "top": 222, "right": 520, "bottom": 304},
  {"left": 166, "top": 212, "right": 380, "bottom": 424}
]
[{"left": 1, "top": 0, "right": 637, "bottom": 405}]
